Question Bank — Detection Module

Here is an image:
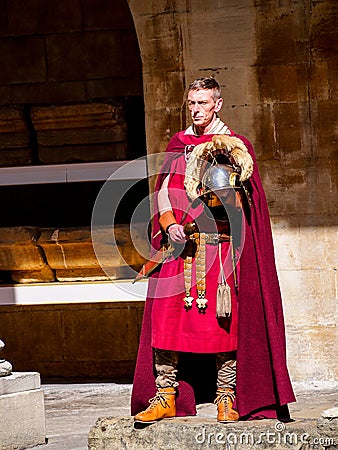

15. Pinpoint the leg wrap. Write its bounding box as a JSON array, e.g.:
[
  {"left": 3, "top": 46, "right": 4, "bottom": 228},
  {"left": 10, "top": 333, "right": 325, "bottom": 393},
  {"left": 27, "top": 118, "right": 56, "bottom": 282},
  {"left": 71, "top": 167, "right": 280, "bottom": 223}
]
[
  {"left": 216, "top": 351, "right": 237, "bottom": 390},
  {"left": 154, "top": 348, "right": 179, "bottom": 388}
]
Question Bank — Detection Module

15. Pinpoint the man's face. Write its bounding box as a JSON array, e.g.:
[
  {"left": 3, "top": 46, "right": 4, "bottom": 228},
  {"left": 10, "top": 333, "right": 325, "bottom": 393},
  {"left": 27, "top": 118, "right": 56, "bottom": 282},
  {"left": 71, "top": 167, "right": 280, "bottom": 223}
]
[{"left": 187, "top": 89, "right": 223, "bottom": 131}]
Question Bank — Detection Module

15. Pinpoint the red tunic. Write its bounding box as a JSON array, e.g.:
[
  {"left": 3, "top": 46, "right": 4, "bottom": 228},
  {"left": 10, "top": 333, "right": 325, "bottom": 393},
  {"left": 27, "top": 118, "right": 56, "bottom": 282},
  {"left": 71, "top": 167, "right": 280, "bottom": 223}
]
[{"left": 151, "top": 153, "right": 239, "bottom": 353}]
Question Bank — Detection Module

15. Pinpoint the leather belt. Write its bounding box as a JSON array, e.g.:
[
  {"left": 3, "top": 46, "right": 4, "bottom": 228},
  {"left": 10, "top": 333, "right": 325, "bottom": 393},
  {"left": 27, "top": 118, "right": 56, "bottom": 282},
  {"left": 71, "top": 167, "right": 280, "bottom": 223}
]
[{"left": 202, "top": 232, "right": 230, "bottom": 245}]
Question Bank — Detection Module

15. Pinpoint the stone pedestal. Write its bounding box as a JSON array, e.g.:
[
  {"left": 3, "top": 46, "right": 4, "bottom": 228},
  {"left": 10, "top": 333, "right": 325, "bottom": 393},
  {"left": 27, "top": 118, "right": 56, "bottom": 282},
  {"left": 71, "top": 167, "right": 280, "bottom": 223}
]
[{"left": 0, "top": 372, "right": 46, "bottom": 450}]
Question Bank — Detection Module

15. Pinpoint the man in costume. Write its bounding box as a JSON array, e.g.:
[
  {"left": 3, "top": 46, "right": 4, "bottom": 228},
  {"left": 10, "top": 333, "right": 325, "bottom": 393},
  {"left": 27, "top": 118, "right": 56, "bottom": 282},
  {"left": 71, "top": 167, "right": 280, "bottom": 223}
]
[{"left": 131, "top": 77, "right": 295, "bottom": 423}]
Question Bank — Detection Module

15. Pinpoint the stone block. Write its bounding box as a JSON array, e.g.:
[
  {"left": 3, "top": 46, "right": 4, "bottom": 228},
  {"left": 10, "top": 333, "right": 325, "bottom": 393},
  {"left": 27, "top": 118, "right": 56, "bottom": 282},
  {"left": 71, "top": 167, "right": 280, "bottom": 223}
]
[
  {"left": 286, "top": 326, "right": 338, "bottom": 382},
  {"left": 63, "top": 306, "right": 140, "bottom": 361},
  {"left": 279, "top": 269, "right": 336, "bottom": 327},
  {"left": 31, "top": 102, "right": 125, "bottom": 133},
  {"left": 0, "top": 226, "right": 56, "bottom": 281},
  {"left": 310, "top": 1, "right": 338, "bottom": 59},
  {"left": 37, "top": 125, "right": 126, "bottom": 146},
  {"left": 312, "top": 100, "right": 338, "bottom": 157},
  {"left": 46, "top": 31, "right": 124, "bottom": 81},
  {"left": 255, "top": 1, "right": 309, "bottom": 64},
  {"left": 86, "top": 77, "right": 143, "bottom": 99},
  {"left": 272, "top": 223, "right": 302, "bottom": 271},
  {"left": 0, "top": 302, "right": 144, "bottom": 380},
  {"left": 0, "top": 148, "right": 32, "bottom": 167},
  {"left": 252, "top": 104, "right": 276, "bottom": 161},
  {"left": 188, "top": 2, "right": 256, "bottom": 67},
  {"left": 309, "top": 59, "right": 330, "bottom": 101},
  {"left": 38, "top": 225, "right": 148, "bottom": 276},
  {"left": 82, "top": 0, "right": 134, "bottom": 30},
  {"left": 12, "top": 81, "right": 86, "bottom": 105},
  {"left": 216, "top": 66, "right": 258, "bottom": 107},
  {"left": 298, "top": 226, "right": 337, "bottom": 271},
  {"left": 138, "top": 16, "right": 183, "bottom": 74},
  {"left": 0, "top": 371, "right": 40, "bottom": 395},
  {"left": 0, "top": 107, "right": 29, "bottom": 148},
  {"left": 55, "top": 267, "right": 110, "bottom": 282},
  {"left": 0, "top": 36, "right": 46, "bottom": 84},
  {"left": 0, "top": 387, "right": 45, "bottom": 450},
  {"left": 11, "top": 266, "right": 56, "bottom": 284},
  {"left": 272, "top": 221, "right": 337, "bottom": 272},
  {"left": 221, "top": 105, "right": 255, "bottom": 142},
  {"left": 0, "top": 85, "right": 11, "bottom": 105},
  {"left": 142, "top": 69, "right": 184, "bottom": 160},
  {"left": 1, "top": 307, "right": 64, "bottom": 363},
  {"left": 0, "top": 373, "right": 45, "bottom": 450},
  {"left": 7, "top": 0, "right": 81, "bottom": 35},
  {"left": 0, "top": 227, "right": 46, "bottom": 271},
  {"left": 272, "top": 102, "right": 306, "bottom": 158},
  {"left": 324, "top": 225, "right": 338, "bottom": 268},
  {"left": 259, "top": 159, "right": 335, "bottom": 217},
  {"left": 257, "top": 63, "right": 309, "bottom": 102},
  {"left": 31, "top": 102, "right": 128, "bottom": 163},
  {"left": 327, "top": 57, "right": 338, "bottom": 100},
  {"left": 38, "top": 142, "right": 128, "bottom": 164}
]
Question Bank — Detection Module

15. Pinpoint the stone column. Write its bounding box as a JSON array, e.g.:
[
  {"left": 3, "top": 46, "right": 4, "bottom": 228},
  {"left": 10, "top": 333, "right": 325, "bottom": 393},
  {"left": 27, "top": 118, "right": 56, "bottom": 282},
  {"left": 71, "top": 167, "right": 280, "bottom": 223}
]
[{"left": 0, "top": 340, "right": 12, "bottom": 377}]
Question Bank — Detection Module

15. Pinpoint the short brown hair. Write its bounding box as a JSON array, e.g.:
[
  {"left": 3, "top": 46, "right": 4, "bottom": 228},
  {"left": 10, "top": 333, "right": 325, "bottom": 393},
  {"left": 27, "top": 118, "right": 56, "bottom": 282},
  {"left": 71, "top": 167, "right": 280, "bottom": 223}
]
[{"left": 188, "top": 77, "right": 221, "bottom": 100}]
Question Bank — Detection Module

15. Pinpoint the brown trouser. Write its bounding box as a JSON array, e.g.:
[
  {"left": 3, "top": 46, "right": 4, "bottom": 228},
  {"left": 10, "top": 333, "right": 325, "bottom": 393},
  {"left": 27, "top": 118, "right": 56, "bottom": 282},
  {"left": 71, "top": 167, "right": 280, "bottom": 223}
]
[{"left": 154, "top": 348, "right": 236, "bottom": 390}]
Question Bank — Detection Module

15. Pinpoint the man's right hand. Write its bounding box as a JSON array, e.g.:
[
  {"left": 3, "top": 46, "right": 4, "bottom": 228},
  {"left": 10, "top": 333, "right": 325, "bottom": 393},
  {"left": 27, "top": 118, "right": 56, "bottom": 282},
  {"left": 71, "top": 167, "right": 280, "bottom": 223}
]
[{"left": 167, "top": 224, "right": 187, "bottom": 243}]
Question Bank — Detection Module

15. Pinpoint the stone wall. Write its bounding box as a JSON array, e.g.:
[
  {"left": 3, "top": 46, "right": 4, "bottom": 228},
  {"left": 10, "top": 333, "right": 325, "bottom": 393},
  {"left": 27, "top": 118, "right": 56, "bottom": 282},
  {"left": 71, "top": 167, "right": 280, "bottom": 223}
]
[
  {"left": 0, "top": 301, "right": 144, "bottom": 380},
  {"left": 0, "top": 0, "right": 144, "bottom": 166}
]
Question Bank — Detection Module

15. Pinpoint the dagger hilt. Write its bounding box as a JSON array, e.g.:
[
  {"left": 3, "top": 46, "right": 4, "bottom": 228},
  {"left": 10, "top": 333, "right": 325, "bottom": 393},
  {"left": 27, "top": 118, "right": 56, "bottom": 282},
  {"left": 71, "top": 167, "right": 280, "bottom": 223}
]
[{"left": 183, "top": 222, "right": 198, "bottom": 237}]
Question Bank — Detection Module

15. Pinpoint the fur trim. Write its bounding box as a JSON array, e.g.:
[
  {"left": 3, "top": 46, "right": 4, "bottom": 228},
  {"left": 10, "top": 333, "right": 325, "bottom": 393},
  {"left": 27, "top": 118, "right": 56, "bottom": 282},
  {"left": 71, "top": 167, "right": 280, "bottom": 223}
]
[{"left": 184, "top": 135, "right": 253, "bottom": 202}]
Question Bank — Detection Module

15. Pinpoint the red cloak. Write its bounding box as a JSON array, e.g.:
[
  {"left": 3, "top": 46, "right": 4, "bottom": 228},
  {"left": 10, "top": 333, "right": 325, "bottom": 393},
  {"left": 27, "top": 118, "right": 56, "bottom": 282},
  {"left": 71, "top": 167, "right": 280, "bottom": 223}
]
[{"left": 131, "top": 131, "right": 296, "bottom": 420}]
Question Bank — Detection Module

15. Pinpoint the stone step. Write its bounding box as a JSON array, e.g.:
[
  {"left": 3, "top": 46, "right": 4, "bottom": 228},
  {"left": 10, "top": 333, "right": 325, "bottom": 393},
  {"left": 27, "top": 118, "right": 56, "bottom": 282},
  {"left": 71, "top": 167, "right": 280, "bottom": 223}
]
[{"left": 88, "top": 416, "right": 338, "bottom": 450}]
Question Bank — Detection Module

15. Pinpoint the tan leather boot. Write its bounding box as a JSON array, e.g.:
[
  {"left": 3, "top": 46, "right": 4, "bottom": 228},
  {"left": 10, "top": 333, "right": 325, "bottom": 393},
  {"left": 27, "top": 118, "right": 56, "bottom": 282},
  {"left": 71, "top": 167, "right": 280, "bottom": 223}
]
[
  {"left": 134, "top": 387, "right": 176, "bottom": 423},
  {"left": 214, "top": 388, "right": 239, "bottom": 423}
]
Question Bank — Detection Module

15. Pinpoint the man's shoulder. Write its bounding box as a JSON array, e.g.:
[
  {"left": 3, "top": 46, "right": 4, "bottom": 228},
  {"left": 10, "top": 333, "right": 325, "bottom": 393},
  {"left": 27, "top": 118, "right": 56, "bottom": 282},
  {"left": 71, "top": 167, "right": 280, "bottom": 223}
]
[{"left": 166, "top": 129, "right": 197, "bottom": 151}]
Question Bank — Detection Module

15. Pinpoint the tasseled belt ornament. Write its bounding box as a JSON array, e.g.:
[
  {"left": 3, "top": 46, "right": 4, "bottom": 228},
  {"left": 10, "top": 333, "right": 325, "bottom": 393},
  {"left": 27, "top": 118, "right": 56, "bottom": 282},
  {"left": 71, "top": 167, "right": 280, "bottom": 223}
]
[
  {"left": 183, "top": 232, "right": 208, "bottom": 312},
  {"left": 182, "top": 231, "right": 233, "bottom": 318},
  {"left": 216, "top": 241, "right": 232, "bottom": 318}
]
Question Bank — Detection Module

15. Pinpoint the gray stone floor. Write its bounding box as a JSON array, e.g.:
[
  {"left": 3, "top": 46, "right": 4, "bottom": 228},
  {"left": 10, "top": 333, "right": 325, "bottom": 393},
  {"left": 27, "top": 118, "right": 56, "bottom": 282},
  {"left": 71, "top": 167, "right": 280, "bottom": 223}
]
[{"left": 27, "top": 381, "right": 337, "bottom": 450}]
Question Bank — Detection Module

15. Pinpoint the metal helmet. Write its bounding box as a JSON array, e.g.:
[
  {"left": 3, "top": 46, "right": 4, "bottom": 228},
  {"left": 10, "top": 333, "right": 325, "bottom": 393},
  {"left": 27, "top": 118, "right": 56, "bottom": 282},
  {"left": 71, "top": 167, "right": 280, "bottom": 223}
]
[
  {"left": 193, "top": 163, "right": 240, "bottom": 208},
  {"left": 201, "top": 164, "right": 240, "bottom": 193}
]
